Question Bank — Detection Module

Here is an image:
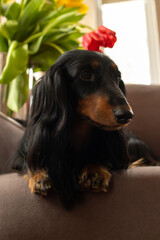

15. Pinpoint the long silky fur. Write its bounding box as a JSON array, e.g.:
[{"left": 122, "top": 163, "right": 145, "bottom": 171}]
[{"left": 12, "top": 50, "right": 130, "bottom": 209}]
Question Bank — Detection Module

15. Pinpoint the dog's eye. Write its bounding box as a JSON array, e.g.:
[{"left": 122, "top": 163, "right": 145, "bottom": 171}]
[
  {"left": 116, "top": 73, "right": 121, "bottom": 84},
  {"left": 117, "top": 76, "right": 121, "bottom": 82},
  {"left": 80, "top": 71, "right": 92, "bottom": 81}
]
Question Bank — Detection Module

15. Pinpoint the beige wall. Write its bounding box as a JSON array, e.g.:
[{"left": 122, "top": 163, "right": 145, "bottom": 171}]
[
  {"left": 155, "top": 0, "right": 160, "bottom": 46},
  {"left": 102, "top": 0, "right": 132, "bottom": 3},
  {"left": 81, "top": 0, "right": 102, "bottom": 29}
]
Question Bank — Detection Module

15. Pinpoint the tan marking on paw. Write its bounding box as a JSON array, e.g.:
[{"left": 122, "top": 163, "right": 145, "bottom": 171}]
[
  {"left": 79, "top": 165, "right": 112, "bottom": 192},
  {"left": 25, "top": 169, "right": 51, "bottom": 196}
]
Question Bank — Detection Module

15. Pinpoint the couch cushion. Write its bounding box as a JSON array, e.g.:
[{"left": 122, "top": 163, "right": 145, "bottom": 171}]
[
  {"left": 126, "top": 84, "right": 160, "bottom": 160},
  {"left": 0, "top": 167, "right": 160, "bottom": 240},
  {"left": 0, "top": 112, "right": 24, "bottom": 174}
]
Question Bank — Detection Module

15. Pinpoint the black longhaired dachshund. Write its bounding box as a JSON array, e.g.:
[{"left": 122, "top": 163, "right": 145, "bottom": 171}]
[{"left": 13, "top": 50, "right": 134, "bottom": 208}]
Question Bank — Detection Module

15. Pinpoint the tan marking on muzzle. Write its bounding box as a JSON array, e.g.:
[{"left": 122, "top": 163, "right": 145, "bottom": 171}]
[{"left": 77, "top": 94, "right": 132, "bottom": 130}]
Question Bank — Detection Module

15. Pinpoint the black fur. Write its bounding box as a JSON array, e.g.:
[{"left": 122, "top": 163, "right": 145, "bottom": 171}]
[
  {"left": 13, "top": 50, "right": 134, "bottom": 208},
  {"left": 126, "top": 133, "right": 159, "bottom": 166}
]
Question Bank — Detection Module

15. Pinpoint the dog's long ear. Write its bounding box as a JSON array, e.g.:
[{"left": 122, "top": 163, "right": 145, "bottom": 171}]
[
  {"left": 30, "top": 65, "right": 72, "bottom": 132},
  {"left": 119, "top": 79, "right": 126, "bottom": 96},
  {"left": 26, "top": 65, "right": 72, "bottom": 170}
]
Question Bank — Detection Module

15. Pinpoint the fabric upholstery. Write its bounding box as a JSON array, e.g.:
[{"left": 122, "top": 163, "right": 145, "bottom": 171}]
[
  {"left": 0, "top": 112, "right": 24, "bottom": 174},
  {"left": 0, "top": 84, "right": 160, "bottom": 240},
  {"left": 126, "top": 84, "right": 160, "bottom": 160},
  {"left": 1, "top": 167, "right": 160, "bottom": 240}
]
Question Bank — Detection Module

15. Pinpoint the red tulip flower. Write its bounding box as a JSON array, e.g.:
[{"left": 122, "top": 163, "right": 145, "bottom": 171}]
[{"left": 82, "top": 25, "right": 117, "bottom": 52}]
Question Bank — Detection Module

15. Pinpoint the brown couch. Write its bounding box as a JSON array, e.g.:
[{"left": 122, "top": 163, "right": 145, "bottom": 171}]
[{"left": 0, "top": 84, "right": 160, "bottom": 240}]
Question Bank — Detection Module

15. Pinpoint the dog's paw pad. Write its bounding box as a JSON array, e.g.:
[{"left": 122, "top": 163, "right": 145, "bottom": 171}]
[
  {"left": 79, "top": 165, "right": 111, "bottom": 192},
  {"left": 34, "top": 179, "right": 51, "bottom": 196},
  {"left": 28, "top": 170, "right": 51, "bottom": 196}
]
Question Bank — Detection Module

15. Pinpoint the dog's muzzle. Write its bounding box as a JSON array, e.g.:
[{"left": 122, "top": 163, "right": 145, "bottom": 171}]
[{"left": 113, "top": 107, "right": 134, "bottom": 124}]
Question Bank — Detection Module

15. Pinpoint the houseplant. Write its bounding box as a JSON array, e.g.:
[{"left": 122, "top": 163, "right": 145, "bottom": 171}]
[{"left": 0, "top": 0, "right": 88, "bottom": 115}]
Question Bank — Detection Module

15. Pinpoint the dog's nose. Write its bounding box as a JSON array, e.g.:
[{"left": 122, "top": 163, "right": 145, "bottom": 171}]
[{"left": 113, "top": 108, "right": 134, "bottom": 124}]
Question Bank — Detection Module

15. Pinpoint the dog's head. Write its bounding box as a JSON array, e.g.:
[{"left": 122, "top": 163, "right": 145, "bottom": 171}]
[{"left": 31, "top": 50, "right": 133, "bottom": 132}]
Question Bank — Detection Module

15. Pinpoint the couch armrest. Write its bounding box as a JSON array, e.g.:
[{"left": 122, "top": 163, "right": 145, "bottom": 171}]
[
  {"left": 1, "top": 167, "right": 160, "bottom": 240},
  {"left": 0, "top": 112, "right": 24, "bottom": 174}
]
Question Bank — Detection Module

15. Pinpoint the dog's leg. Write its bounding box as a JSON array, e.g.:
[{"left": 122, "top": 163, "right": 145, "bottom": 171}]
[
  {"left": 129, "top": 157, "right": 160, "bottom": 168},
  {"left": 129, "top": 158, "right": 145, "bottom": 168},
  {"left": 24, "top": 169, "right": 52, "bottom": 196},
  {"left": 79, "top": 165, "right": 112, "bottom": 192}
]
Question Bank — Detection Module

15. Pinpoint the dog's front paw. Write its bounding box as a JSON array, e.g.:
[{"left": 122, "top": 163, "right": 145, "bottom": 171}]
[
  {"left": 79, "top": 165, "right": 112, "bottom": 192},
  {"left": 25, "top": 169, "right": 52, "bottom": 196}
]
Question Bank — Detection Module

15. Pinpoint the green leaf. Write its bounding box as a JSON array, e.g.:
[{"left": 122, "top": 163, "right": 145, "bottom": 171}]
[
  {"left": 0, "top": 35, "right": 8, "bottom": 52},
  {"left": 0, "top": 41, "right": 28, "bottom": 84},
  {"left": 59, "top": 14, "right": 85, "bottom": 25},
  {"left": 7, "top": 72, "right": 29, "bottom": 112},
  {"left": 44, "top": 31, "right": 70, "bottom": 42},
  {"left": 79, "top": 23, "right": 94, "bottom": 31},
  {"left": 25, "top": 27, "right": 74, "bottom": 45},
  {"left": 1, "top": 3, "right": 9, "bottom": 16},
  {"left": 5, "top": 2, "right": 21, "bottom": 20},
  {"left": 60, "top": 6, "right": 80, "bottom": 14},
  {"left": 43, "top": 27, "right": 74, "bottom": 41},
  {"left": 28, "top": 35, "right": 44, "bottom": 54},
  {"left": 42, "top": 10, "right": 79, "bottom": 32},
  {"left": 46, "top": 30, "right": 83, "bottom": 44},
  {"left": 30, "top": 46, "right": 61, "bottom": 71},
  {"left": 19, "top": 0, "right": 45, "bottom": 26},
  {"left": 59, "top": 40, "right": 79, "bottom": 51},
  {"left": 0, "top": 20, "right": 18, "bottom": 40},
  {"left": 16, "top": 0, "right": 46, "bottom": 40},
  {"left": 45, "top": 42, "right": 64, "bottom": 54},
  {"left": 56, "top": 31, "right": 84, "bottom": 42},
  {"left": 40, "top": 6, "right": 63, "bottom": 22}
]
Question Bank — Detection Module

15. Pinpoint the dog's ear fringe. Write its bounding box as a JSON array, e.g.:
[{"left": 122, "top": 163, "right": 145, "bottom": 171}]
[
  {"left": 12, "top": 133, "right": 28, "bottom": 172},
  {"left": 29, "top": 65, "right": 72, "bottom": 133},
  {"left": 24, "top": 64, "right": 74, "bottom": 170}
]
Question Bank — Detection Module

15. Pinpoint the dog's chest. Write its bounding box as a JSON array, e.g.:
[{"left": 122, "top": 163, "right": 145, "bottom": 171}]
[{"left": 71, "top": 119, "right": 92, "bottom": 152}]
